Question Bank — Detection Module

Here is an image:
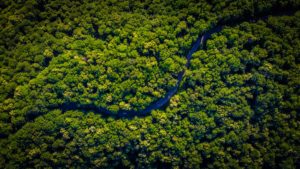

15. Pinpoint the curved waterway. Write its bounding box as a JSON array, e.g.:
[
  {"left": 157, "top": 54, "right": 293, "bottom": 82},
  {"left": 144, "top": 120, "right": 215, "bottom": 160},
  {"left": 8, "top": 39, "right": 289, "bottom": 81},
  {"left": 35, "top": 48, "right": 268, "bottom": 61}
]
[
  {"left": 55, "top": 11, "right": 297, "bottom": 118},
  {"left": 58, "top": 25, "right": 223, "bottom": 118}
]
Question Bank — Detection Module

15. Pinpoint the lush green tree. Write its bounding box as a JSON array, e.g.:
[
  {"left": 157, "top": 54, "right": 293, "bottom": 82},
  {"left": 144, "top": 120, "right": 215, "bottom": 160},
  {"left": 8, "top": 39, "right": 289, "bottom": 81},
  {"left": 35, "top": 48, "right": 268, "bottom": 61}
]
[{"left": 0, "top": 0, "right": 299, "bottom": 168}]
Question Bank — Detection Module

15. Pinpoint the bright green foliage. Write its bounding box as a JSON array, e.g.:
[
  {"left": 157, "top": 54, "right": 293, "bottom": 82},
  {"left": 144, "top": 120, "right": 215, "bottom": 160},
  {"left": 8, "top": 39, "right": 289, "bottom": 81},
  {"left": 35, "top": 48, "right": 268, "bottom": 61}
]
[{"left": 0, "top": 0, "right": 299, "bottom": 168}]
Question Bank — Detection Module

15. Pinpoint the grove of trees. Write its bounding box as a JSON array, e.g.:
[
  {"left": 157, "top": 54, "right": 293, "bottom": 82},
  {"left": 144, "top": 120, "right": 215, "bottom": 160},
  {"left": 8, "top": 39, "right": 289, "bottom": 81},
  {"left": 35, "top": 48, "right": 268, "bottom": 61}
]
[{"left": 0, "top": 0, "right": 299, "bottom": 168}]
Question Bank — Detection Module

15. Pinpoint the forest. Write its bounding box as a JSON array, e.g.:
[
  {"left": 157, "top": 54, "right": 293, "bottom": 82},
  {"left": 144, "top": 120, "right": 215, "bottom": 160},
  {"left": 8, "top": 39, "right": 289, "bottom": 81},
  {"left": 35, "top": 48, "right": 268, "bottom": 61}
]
[{"left": 0, "top": 0, "right": 299, "bottom": 168}]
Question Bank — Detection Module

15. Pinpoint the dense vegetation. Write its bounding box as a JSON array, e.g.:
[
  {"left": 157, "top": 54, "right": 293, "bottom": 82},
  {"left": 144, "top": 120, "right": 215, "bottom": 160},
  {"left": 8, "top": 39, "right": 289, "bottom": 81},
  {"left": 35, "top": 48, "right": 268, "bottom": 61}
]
[{"left": 0, "top": 0, "right": 299, "bottom": 168}]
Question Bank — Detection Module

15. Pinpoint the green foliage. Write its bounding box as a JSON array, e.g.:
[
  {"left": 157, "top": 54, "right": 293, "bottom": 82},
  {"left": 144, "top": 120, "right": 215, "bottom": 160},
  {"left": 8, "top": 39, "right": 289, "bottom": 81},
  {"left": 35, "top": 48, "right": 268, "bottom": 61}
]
[{"left": 0, "top": 0, "right": 299, "bottom": 168}]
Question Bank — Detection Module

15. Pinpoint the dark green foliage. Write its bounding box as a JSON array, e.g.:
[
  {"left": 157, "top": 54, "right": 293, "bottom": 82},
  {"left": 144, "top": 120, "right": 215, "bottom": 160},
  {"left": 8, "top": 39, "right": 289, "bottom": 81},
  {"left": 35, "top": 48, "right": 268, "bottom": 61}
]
[{"left": 0, "top": 0, "right": 299, "bottom": 168}]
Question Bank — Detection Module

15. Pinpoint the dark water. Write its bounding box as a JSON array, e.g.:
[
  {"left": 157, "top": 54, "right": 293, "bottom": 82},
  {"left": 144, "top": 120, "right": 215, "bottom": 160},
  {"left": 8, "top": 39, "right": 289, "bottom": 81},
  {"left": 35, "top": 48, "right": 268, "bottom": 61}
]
[{"left": 58, "top": 26, "right": 224, "bottom": 118}]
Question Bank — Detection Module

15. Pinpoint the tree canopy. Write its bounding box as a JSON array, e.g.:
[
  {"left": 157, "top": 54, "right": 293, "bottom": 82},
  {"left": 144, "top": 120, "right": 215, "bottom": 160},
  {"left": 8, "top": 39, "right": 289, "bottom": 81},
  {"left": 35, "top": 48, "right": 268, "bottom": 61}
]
[{"left": 0, "top": 0, "right": 299, "bottom": 168}]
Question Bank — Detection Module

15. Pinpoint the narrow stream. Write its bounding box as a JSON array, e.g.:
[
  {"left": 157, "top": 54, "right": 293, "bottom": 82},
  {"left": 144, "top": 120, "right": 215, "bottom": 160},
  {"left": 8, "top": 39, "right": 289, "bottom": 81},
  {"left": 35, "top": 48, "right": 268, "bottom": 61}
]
[
  {"left": 58, "top": 25, "right": 224, "bottom": 117},
  {"left": 56, "top": 10, "right": 297, "bottom": 118}
]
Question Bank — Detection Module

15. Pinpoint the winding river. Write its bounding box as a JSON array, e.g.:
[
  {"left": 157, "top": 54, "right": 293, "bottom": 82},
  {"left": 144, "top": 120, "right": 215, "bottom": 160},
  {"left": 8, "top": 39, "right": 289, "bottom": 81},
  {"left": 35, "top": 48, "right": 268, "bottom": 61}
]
[
  {"left": 57, "top": 10, "right": 298, "bottom": 118},
  {"left": 59, "top": 25, "right": 224, "bottom": 117}
]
